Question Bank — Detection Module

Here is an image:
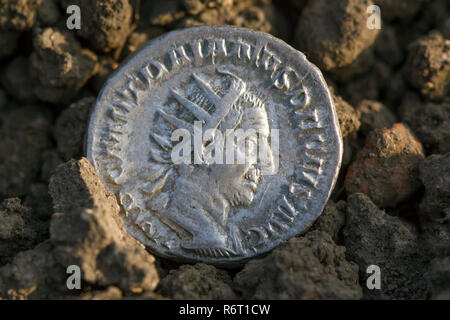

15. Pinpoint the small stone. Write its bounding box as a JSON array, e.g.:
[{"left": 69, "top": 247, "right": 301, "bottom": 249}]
[
  {"left": 233, "top": 231, "right": 362, "bottom": 300},
  {"left": 345, "top": 123, "right": 425, "bottom": 207},
  {"left": 158, "top": 263, "right": 237, "bottom": 299},
  {"left": 356, "top": 100, "right": 396, "bottom": 135},
  {"left": 404, "top": 31, "right": 450, "bottom": 101},
  {"left": 295, "top": 0, "right": 379, "bottom": 71},
  {"left": 54, "top": 97, "right": 95, "bottom": 160}
]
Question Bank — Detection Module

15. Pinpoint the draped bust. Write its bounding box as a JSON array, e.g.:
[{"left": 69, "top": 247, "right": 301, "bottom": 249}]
[{"left": 136, "top": 68, "right": 275, "bottom": 258}]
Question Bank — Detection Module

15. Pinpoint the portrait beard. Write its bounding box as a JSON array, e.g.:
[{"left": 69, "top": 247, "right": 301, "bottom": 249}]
[{"left": 223, "top": 164, "right": 261, "bottom": 207}]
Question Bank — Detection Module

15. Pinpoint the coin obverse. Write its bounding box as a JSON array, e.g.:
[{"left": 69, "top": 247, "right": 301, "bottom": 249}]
[{"left": 86, "top": 26, "right": 343, "bottom": 265}]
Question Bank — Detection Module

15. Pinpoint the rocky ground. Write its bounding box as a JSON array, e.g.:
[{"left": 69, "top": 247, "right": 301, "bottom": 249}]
[{"left": 0, "top": 0, "right": 449, "bottom": 300}]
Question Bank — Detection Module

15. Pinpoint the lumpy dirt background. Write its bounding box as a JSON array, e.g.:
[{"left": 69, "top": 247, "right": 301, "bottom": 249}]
[{"left": 0, "top": 0, "right": 449, "bottom": 300}]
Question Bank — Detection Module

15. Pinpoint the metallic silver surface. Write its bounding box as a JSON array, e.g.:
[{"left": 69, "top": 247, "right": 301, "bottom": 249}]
[{"left": 86, "top": 26, "right": 343, "bottom": 265}]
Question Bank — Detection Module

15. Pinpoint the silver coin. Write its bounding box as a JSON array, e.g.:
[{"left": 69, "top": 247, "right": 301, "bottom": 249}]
[{"left": 86, "top": 26, "right": 342, "bottom": 265}]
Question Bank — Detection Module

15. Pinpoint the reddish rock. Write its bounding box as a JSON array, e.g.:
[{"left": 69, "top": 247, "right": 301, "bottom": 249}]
[{"left": 345, "top": 123, "right": 425, "bottom": 207}]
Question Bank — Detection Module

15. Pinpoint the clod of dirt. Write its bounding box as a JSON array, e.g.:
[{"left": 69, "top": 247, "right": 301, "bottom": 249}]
[
  {"left": 182, "top": 0, "right": 206, "bottom": 15},
  {"left": 442, "top": 18, "right": 450, "bottom": 39},
  {"left": 345, "top": 123, "right": 425, "bottom": 208},
  {"left": 1, "top": 57, "right": 37, "bottom": 103},
  {"left": 96, "top": 242, "right": 159, "bottom": 293},
  {"left": 0, "top": 88, "right": 6, "bottom": 111},
  {"left": 121, "top": 27, "right": 166, "bottom": 59},
  {"left": 339, "top": 60, "right": 392, "bottom": 106},
  {"left": 179, "top": 0, "right": 288, "bottom": 39},
  {"left": 343, "top": 193, "right": 430, "bottom": 299},
  {"left": 0, "top": 198, "right": 47, "bottom": 266},
  {"left": 49, "top": 158, "right": 159, "bottom": 292},
  {"left": 356, "top": 100, "right": 396, "bottom": 135},
  {"left": 158, "top": 263, "right": 237, "bottom": 299},
  {"left": 79, "top": 286, "right": 123, "bottom": 300},
  {"left": 0, "top": 241, "right": 67, "bottom": 300},
  {"left": 23, "top": 183, "right": 53, "bottom": 220},
  {"left": 0, "top": 30, "right": 19, "bottom": 59},
  {"left": 425, "top": 257, "right": 450, "bottom": 299},
  {"left": 0, "top": 106, "right": 51, "bottom": 197},
  {"left": 419, "top": 153, "right": 450, "bottom": 222},
  {"left": 62, "top": 0, "right": 133, "bottom": 53},
  {"left": 404, "top": 31, "right": 450, "bottom": 101},
  {"left": 90, "top": 56, "right": 120, "bottom": 92},
  {"left": 146, "top": 0, "right": 185, "bottom": 27},
  {"left": 309, "top": 200, "right": 346, "bottom": 242},
  {"left": 295, "top": 0, "right": 379, "bottom": 72},
  {"left": 182, "top": 0, "right": 233, "bottom": 16},
  {"left": 0, "top": 0, "right": 42, "bottom": 30},
  {"left": 40, "top": 149, "right": 64, "bottom": 183},
  {"left": 400, "top": 93, "right": 450, "bottom": 154},
  {"left": 374, "top": 0, "right": 425, "bottom": 21},
  {"left": 54, "top": 97, "right": 95, "bottom": 161},
  {"left": 331, "top": 90, "right": 361, "bottom": 137},
  {"left": 233, "top": 231, "right": 362, "bottom": 300},
  {"left": 36, "top": 0, "right": 60, "bottom": 26},
  {"left": 374, "top": 25, "right": 403, "bottom": 66},
  {"left": 329, "top": 49, "right": 376, "bottom": 83},
  {"left": 30, "top": 27, "right": 98, "bottom": 103}
]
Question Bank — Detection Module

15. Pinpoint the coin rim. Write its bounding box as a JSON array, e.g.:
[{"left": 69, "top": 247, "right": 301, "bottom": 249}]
[{"left": 86, "top": 25, "right": 343, "bottom": 266}]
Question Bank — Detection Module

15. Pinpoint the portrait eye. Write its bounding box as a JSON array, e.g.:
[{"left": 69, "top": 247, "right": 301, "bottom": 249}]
[{"left": 245, "top": 139, "right": 257, "bottom": 153}]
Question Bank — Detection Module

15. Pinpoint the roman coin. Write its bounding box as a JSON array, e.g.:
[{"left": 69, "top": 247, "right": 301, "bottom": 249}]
[{"left": 86, "top": 26, "right": 343, "bottom": 265}]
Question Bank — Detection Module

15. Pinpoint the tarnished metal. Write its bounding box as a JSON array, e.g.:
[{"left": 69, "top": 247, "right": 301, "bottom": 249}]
[{"left": 86, "top": 26, "right": 342, "bottom": 265}]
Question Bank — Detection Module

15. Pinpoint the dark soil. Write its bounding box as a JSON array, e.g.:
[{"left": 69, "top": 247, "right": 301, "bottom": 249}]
[{"left": 0, "top": 0, "right": 448, "bottom": 300}]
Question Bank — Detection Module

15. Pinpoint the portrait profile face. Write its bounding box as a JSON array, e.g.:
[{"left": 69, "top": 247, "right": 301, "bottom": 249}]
[{"left": 214, "top": 101, "right": 275, "bottom": 207}]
